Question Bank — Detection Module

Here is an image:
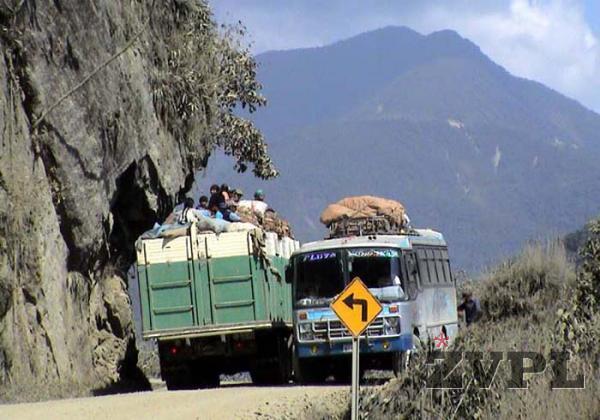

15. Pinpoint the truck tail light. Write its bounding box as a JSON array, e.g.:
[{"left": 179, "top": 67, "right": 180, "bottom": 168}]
[
  {"left": 389, "top": 305, "right": 398, "bottom": 313},
  {"left": 170, "top": 346, "right": 178, "bottom": 355},
  {"left": 299, "top": 312, "right": 308, "bottom": 320}
]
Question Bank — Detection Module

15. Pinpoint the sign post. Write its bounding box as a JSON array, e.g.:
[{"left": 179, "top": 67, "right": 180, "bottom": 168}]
[
  {"left": 331, "top": 277, "right": 383, "bottom": 420},
  {"left": 351, "top": 336, "right": 360, "bottom": 419}
]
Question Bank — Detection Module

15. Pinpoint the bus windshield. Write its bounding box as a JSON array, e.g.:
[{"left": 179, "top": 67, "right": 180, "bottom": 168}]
[
  {"left": 348, "top": 248, "right": 406, "bottom": 302},
  {"left": 295, "top": 251, "right": 344, "bottom": 307}
]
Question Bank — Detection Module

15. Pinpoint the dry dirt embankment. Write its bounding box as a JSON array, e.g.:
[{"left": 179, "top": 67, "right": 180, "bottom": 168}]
[
  {"left": 358, "top": 239, "right": 600, "bottom": 419},
  {"left": 0, "top": 385, "right": 348, "bottom": 420}
]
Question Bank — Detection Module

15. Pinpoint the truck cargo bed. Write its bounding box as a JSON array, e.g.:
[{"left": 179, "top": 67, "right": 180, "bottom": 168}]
[{"left": 136, "top": 228, "right": 298, "bottom": 340}]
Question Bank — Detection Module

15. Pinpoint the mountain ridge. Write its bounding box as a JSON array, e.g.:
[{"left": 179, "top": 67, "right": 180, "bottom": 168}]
[{"left": 204, "top": 25, "right": 600, "bottom": 270}]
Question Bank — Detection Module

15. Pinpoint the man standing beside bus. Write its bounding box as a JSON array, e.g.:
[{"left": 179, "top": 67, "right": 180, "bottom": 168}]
[{"left": 457, "top": 290, "right": 481, "bottom": 326}]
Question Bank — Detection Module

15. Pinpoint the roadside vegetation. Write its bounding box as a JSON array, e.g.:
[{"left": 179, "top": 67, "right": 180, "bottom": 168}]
[{"left": 358, "top": 220, "right": 600, "bottom": 419}]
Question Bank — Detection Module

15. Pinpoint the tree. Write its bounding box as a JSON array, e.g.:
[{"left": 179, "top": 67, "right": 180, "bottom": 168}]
[{"left": 150, "top": 0, "right": 277, "bottom": 179}]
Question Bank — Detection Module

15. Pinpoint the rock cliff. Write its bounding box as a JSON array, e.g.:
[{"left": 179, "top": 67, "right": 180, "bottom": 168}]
[{"left": 0, "top": 0, "right": 271, "bottom": 399}]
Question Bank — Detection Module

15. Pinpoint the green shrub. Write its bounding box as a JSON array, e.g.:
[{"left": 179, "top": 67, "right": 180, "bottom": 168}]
[{"left": 556, "top": 219, "right": 600, "bottom": 359}]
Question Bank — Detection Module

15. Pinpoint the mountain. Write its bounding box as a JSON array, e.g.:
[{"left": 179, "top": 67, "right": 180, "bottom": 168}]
[{"left": 202, "top": 26, "right": 600, "bottom": 270}]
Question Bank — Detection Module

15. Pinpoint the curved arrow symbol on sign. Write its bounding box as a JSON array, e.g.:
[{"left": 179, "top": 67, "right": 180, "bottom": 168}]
[{"left": 343, "top": 293, "right": 368, "bottom": 322}]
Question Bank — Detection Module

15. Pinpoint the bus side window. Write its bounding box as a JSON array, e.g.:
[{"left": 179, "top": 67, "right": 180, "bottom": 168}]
[
  {"left": 416, "top": 248, "right": 430, "bottom": 285},
  {"left": 426, "top": 249, "right": 438, "bottom": 283},
  {"left": 441, "top": 249, "right": 452, "bottom": 284},
  {"left": 435, "top": 249, "right": 446, "bottom": 283}
]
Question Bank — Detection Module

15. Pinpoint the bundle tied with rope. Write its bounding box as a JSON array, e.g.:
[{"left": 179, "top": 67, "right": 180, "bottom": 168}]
[
  {"left": 320, "top": 195, "right": 407, "bottom": 237},
  {"left": 237, "top": 206, "right": 294, "bottom": 239}
]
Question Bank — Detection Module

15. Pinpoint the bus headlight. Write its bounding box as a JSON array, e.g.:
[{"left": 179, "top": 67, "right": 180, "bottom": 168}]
[
  {"left": 299, "top": 323, "right": 314, "bottom": 340},
  {"left": 299, "top": 323, "right": 311, "bottom": 333},
  {"left": 383, "top": 317, "right": 400, "bottom": 335}
]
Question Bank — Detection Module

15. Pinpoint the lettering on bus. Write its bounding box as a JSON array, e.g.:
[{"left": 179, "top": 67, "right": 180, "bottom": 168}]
[
  {"left": 302, "top": 251, "right": 336, "bottom": 262},
  {"left": 348, "top": 249, "right": 399, "bottom": 258}
]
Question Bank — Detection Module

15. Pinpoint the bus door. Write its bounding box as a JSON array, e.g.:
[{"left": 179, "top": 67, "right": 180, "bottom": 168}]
[{"left": 403, "top": 251, "right": 419, "bottom": 300}]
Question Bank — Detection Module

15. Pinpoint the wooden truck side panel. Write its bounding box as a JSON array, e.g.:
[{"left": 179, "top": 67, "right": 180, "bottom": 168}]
[{"left": 137, "top": 230, "right": 297, "bottom": 339}]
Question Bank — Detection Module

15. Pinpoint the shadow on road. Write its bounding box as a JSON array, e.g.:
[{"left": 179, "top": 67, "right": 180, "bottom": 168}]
[{"left": 93, "top": 366, "right": 152, "bottom": 396}]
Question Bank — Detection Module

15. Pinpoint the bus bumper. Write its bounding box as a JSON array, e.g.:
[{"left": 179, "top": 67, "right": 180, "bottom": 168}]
[{"left": 297, "top": 334, "right": 413, "bottom": 358}]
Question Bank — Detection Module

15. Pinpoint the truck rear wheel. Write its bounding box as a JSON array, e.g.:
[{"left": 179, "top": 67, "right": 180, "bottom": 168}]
[
  {"left": 251, "top": 333, "right": 291, "bottom": 385},
  {"left": 250, "top": 361, "right": 287, "bottom": 385},
  {"left": 164, "top": 362, "right": 220, "bottom": 390},
  {"left": 196, "top": 368, "right": 220, "bottom": 388}
]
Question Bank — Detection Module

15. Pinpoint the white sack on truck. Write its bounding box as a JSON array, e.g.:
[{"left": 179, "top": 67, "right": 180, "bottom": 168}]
[{"left": 320, "top": 195, "right": 406, "bottom": 227}]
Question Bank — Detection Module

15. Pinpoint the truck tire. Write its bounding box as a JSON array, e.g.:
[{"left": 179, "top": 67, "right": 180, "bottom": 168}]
[
  {"left": 164, "top": 363, "right": 219, "bottom": 390},
  {"left": 164, "top": 372, "right": 194, "bottom": 390},
  {"left": 196, "top": 370, "right": 220, "bottom": 388},
  {"left": 250, "top": 362, "right": 286, "bottom": 385},
  {"left": 251, "top": 333, "right": 291, "bottom": 385}
]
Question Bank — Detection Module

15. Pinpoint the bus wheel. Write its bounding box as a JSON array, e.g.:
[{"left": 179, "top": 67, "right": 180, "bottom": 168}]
[
  {"left": 293, "top": 354, "right": 327, "bottom": 384},
  {"left": 392, "top": 351, "right": 408, "bottom": 377},
  {"left": 412, "top": 333, "right": 424, "bottom": 351},
  {"left": 332, "top": 364, "right": 352, "bottom": 384}
]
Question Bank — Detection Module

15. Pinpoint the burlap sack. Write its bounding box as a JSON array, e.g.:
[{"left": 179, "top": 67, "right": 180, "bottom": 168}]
[
  {"left": 159, "top": 226, "right": 189, "bottom": 238},
  {"left": 263, "top": 211, "right": 294, "bottom": 239},
  {"left": 320, "top": 195, "right": 405, "bottom": 226},
  {"left": 237, "top": 206, "right": 260, "bottom": 225}
]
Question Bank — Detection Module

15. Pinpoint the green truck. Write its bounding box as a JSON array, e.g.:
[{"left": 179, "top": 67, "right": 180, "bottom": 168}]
[{"left": 136, "top": 225, "right": 299, "bottom": 389}]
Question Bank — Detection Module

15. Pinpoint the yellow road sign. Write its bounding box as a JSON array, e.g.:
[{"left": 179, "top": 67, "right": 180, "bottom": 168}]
[{"left": 331, "top": 277, "right": 383, "bottom": 338}]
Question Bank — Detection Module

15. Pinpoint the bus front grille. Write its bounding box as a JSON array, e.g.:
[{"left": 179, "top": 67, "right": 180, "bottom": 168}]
[{"left": 305, "top": 316, "right": 397, "bottom": 341}]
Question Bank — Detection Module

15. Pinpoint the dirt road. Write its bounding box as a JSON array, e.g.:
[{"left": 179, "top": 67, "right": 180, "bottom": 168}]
[{"left": 0, "top": 383, "right": 349, "bottom": 420}]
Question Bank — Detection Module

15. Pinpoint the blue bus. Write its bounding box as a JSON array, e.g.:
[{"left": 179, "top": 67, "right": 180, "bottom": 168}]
[{"left": 289, "top": 227, "right": 458, "bottom": 383}]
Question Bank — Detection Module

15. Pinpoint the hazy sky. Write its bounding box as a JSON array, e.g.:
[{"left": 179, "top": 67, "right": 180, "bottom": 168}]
[{"left": 213, "top": 0, "right": 600, "bottom": 112}]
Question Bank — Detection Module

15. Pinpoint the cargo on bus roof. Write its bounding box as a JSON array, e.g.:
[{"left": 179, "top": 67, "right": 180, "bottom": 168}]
[{"left": 320, "top": 195, "right": 411, "bottom": 238}]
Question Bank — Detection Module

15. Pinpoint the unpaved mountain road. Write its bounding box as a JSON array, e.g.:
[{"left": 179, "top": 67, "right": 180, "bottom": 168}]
[{"left": 0, "top": 383, "right": 349, "bottom": 420}]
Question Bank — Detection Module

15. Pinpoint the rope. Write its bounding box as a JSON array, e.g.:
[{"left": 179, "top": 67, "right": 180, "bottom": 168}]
[
  {"left": 32, "top": 0, "right": 156, "bottom": 129},
  {"left": 250, "top": 229, "right": 282, "bottom": 280}
]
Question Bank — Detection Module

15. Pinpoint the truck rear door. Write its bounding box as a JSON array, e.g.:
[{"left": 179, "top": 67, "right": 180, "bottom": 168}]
[
  {"left": 200, "top": 232, "right": 263, "bottom": 325},
  {"left": 137, "top": 235, "right": 198, "bottom": 333}
]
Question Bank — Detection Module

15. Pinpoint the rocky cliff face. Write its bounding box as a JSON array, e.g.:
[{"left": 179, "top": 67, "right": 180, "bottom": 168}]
[{"left": 0, "top": 0, "right": 243, "bottom": 398}]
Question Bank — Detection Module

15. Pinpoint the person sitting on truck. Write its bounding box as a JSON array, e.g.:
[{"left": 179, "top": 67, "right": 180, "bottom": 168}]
[
  {"left": 457, "top": 290, "right": 482, "bottom": 326},
  {"left": 221, "top": 184, "right": 231, "bottom": 200},
  {"left": 208, "top": 183, "right": 221, "bottom": 210},
  {"left": 254, "top": 189, "right": 265, "bottom": 202},
  {"left": 217, "top": 184, "right": 242, "bottom": 222},
  {"left": 228, "top": 189, "right": 245, "bottom": 220},
  {"left": 178, "top": 197, "right": 204, "bottom": 225},
  {"left": 238, "top": 189, "right": 269, "bottom": 215},
  {"left": 163, "top": 198, "right": 187, "bottom": 225},
  {"left": 196, "top": 195, "right": 211, "bottom": 217},
  {"left": 231, "top": 188, "right": 243, "bottom": 204}
]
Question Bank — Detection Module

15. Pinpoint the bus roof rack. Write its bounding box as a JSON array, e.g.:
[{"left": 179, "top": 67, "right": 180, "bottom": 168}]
[{"left": 326, "top": 216, "right": 419, "bottom": 239}]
